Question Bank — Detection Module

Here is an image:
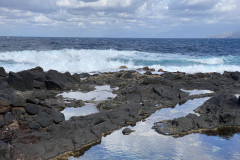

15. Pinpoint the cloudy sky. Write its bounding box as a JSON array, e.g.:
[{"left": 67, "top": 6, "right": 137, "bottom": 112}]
[{"left": 0, "top": 0, "right": 239, "bottom": 38}]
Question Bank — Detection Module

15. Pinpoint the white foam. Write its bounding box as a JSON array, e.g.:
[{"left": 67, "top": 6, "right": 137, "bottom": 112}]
[{"left": 0, "top": 49, "right": 239, "bottom": 74}]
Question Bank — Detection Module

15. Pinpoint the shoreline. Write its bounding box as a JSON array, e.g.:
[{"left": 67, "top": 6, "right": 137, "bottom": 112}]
[{"left": 1, "top": 66, "right": 240, "bottom": 159}]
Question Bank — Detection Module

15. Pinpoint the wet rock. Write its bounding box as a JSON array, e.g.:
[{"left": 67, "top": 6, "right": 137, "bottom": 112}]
[
  {"left": 145, "top": 71, "right": 152, "bottom": 75},
  {"left": 120, "top": 66, "right": 128, "bottom": 69},
  {"left": 45, "top": 70, "right": 72, "bottom": 90},
  {"left": 0, "top": 67, "right": 7, "bottom": 77},
  {"left": 79, "top": 73, "right": 90, "bottom": 78},
  {"left": 158, "top": 68, "right": 164, "bottom": 72},
  {"left": 122, "top": 128, "right": 135, "bottom": 135},
  {"left": 142, "top": 67, "right": 150, "bottom": 71},
  {"left": 8, "top": 72, "right": 26, "bottom": 90},
  {"left": 4, "top": 112, "right": 14, "bottom": 123},
  {"left": 29, "top": 121, "right": 41, "bottom": 130},
  {"left": 24, "top": 104, "right": 39, "bottom": 115},
  {"left": 35, "top": 112, "right": 53, "bottom": 128}
]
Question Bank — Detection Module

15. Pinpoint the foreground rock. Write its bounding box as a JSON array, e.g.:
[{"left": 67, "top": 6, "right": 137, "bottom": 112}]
[
  {"left": 153, "top": 93, "right": 240, "bottom": 137},
  {"left": 0, "top": 66, "right": 240, "bottom": 159}
]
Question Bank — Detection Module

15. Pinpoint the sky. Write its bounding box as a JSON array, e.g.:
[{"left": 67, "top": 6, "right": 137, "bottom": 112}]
[{"left": 0, "top": 0, "right": 240, "bottom": 38}]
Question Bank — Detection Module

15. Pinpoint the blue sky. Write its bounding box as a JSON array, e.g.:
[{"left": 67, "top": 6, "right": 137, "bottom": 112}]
[{"left": 0, "top": 0, "right": 239, "bottom": 38}]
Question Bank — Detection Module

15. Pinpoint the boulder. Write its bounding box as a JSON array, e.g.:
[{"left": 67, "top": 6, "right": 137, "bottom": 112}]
[
  {"left": 4, "top": 112, "right": 14, "bottom": 123},
  {"left": 29, "top": 121, "right": 41, "bottom": 129},
  {"left": 9, "top": 91, "right": 26, "bottom": 106},
  {"left": 50, "top": 108, "right": 65, "bottom": 123},
  {"left": 0, "top": 67, "right": 6, "bottom": 77},
  {"left": 8, "top": 72, "right": 26, "bottom": 90},
  {"left": 35, "top": 112, "right": 53, "bottom": 128},
  {"left": 24, "top": 104, "right": 39, "bottom": 115},
  {"left": 0, "top": 98, "right": 10, "bottom": 114},
  {"left": 45, "top": 70, "right": 71, "bottom": 90}
]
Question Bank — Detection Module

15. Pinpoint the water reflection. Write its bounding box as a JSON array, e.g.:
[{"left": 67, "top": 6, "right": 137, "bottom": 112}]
[
  {"left": 61, "top": 104, "right": 99, "bottom": 120},
  {"left": 58, "top": 85, "right": 118, "bottom": 101},
  {"left": 181, "top": 89, "right": 213, "bottom": 96},
  {"left": 69, "top": 97, "right": 240, "bottom": 160}
]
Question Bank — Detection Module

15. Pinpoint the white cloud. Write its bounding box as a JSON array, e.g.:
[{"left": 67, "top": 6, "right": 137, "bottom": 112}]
[
  {"left": 56, "top": 0, "right": 135, "bottom": 9},
  {"left": 0, "top": 0, "right": 240, "bottom": 37}
]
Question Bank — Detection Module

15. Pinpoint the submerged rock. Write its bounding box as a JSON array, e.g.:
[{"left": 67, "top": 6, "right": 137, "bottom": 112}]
[{"left": 122, "top": 128, "right": 135, "bottom": 135}]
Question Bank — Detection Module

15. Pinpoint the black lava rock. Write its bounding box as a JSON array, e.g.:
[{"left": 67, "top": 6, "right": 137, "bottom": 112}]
[
  {"left": 4, "top": 112, "right": 14, "bottom": 123},
  {"left": 0, "top": 67, "right": 6, "bottom": 77},
  {"left": 29, "top": 121, "right": 41, "bottom": 129},
  {"left": 24, "top": 104, "right": 39, "bottom": 115}
]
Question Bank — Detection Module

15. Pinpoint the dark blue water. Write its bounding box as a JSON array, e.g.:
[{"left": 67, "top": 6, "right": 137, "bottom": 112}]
[
  {"left": 0, "top": 37, "right": 240, "bottom": 73},
  {"left": 1, "top": 37, "right": 240, "bottom": 56}
]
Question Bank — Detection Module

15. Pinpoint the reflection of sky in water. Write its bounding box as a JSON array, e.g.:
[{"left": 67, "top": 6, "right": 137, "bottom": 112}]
[
  {"left": 58, "top": 85, "right": 117, "bottom": 101},
  {"left": 69, "top": 97, "right": 240, "bottom": 160},
  {"left": 61, "top": 104, "right": 99, "bottom": 120},
  {"left": 181, "top": 89, "right": 213, "bottom": 96}
]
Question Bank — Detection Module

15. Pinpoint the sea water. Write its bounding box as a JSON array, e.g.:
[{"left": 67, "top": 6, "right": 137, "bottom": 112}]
[{"left": 0, "top": 37, "right": 240, "bottom": 74}]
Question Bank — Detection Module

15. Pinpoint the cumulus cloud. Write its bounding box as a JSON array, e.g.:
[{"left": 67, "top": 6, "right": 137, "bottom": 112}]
[{"left": 0, "top": 0, "right": 239, "bottom": 37}]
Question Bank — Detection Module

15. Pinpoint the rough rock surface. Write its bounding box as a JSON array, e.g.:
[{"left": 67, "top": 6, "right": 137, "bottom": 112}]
[
  {"left": 153, "top": 93, "right": 240, "bottom": 137},
  {"left": 0, "top": 67, "right": 240, "bottom": 159}
]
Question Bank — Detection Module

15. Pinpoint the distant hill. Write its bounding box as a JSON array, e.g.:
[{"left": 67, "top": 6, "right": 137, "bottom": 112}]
[{"left": 207, "top": 30, "right": 240, "bottom": 38}]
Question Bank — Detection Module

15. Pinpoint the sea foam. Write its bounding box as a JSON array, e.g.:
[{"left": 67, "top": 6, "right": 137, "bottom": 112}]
[{"left": 0, "top": 49, "right": 239, "bottom": 74}]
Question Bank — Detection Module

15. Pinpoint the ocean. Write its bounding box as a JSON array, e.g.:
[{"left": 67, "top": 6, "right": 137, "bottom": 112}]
[{"left": 0, "top": 37, "right": 240, "bottom": 73}]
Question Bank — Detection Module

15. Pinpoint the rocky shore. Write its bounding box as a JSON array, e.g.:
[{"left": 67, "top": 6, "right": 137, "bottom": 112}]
[{"left": 0, "top": 66, "right": 240, "bottom": 159}]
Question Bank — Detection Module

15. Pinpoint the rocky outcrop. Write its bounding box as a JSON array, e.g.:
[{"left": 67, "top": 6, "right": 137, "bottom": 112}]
[
  {"left": 153, "top": 93, "right": 240, "bottom": 137},
  {"left": 0, "top": 67, "right": 240, "bottom": 159}
]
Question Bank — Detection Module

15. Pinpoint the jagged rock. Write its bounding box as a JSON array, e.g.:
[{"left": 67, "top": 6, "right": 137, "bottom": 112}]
[
  {"left": 45, "top": 70, "right": 70, "bottom": 90},
  {"left": 26, "top": 96, "right": 38, "bottom": 104},
  {"left": 8, "top": 70, "right": 44, "bottom": 90},
  {"left": 50, "top": 108, "right": 65, "bottom": 123},
  {"left": 0, "top": 67, "right": 7, "bottom": 77},
  {"left": 8, "top": 72, "right": 26, "bottom": 90},
  {"left": 153, "top": 93, "right": 240, "bottom": 136},
  {"left": 24, "top": 104, "right": 39, "bottom": 115}
]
